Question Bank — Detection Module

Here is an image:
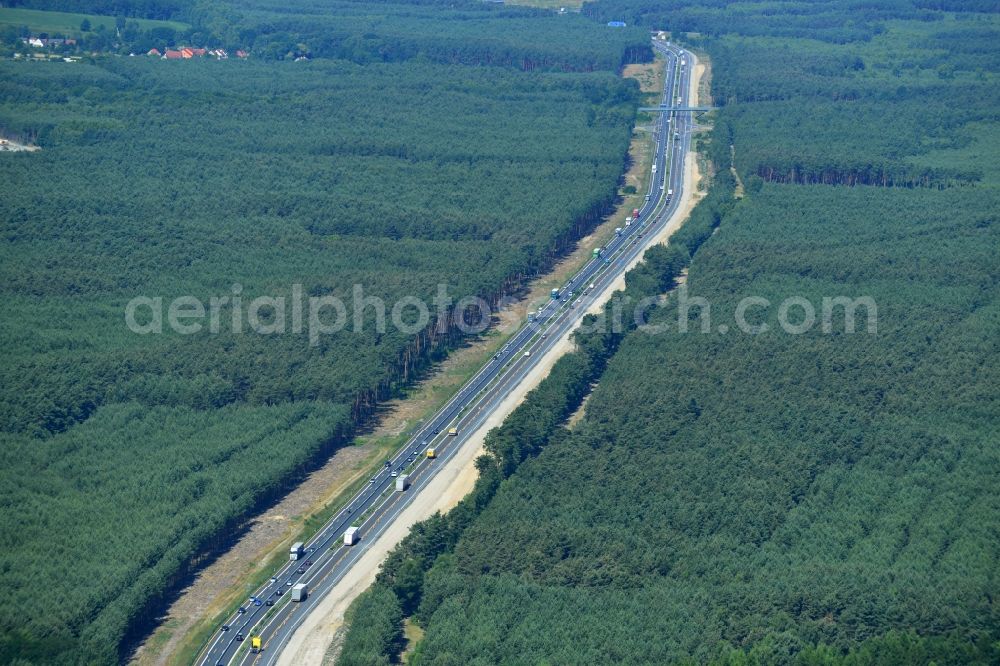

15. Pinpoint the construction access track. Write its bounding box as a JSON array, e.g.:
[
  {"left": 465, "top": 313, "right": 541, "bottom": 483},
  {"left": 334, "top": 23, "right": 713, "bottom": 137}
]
[{"left": 196, "top": 40, "right": 702, "bottom": 666}]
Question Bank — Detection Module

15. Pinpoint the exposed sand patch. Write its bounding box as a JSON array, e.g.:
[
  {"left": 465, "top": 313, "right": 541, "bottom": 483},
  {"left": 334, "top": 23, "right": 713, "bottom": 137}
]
[
  {"left": 623, "top": 57, "right": 664, "bottom": 94},
  {"left": 131, "top": 446, "right": 372, "bottom": 666},
  {"left": 279, "top": 50, "right": 709, "bottom": 666},
  {"left": 282, "top": 299, "right": 590, "bottom": 665},
  {"left": 0, "top": 137, "right": 40, "bottom": 152}
]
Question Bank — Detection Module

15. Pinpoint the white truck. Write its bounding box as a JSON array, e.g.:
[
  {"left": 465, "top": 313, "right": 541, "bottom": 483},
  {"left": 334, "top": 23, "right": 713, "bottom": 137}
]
[
  {"left": 344, "top": 526, "right": 360, "bottom": 546},
  {"left": 292, "top": 583, "right": 308, "bottom": 602}
]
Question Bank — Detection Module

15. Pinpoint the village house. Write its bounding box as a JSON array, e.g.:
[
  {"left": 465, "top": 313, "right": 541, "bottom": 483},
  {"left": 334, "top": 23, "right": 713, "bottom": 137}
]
[{"left": 22, "top": 36, "right": 78, "bottom": 48}]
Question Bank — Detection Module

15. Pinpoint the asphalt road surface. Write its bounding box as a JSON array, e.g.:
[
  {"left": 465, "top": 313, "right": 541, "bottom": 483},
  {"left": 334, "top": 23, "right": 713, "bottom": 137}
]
[{"left": 196, "top": 40, "right": 694, "bottom": 666}]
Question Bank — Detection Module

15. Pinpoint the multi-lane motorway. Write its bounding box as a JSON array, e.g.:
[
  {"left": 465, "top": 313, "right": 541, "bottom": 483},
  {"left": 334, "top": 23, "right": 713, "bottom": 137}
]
[{"left": 197, "top": 40, "right": 695, "bottom": 666}]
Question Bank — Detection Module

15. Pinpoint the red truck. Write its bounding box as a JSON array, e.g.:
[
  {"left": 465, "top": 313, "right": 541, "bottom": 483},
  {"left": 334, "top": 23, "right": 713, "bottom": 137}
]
[{"left": 632, "top": 208, "right": 640, "bottom": 219}]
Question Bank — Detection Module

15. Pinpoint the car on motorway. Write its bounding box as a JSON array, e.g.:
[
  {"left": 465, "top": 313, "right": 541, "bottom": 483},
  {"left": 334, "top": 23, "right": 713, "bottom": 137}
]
[
  {"left": 254, "top": 599, "right": 262, "bottom": 606},
  {"left": 297, "top": 567, "right": 306, "bottom": 574},
  {"left": 236, "top": 633, "right": 244, "bottom": 642},
  {"left": 238, "top": 606, "right": 246, "bottom": 614},
  {"left": 198, "top": 50, "right": 689, "bottom": 651},
  {"left": 305, "top": 560, "right": 313, "bottom": 566},
  {"left": 270, "top": 577, "right": 277, "bottom": 584}
]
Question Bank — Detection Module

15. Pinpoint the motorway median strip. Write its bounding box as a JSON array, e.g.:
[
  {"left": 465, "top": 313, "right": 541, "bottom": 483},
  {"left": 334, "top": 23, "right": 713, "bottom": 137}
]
[{"left": 194, "top": 46, "right": 686, "bottom": 666}]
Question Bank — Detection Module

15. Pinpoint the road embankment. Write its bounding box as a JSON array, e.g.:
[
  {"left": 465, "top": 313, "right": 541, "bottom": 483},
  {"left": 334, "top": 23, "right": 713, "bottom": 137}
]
[{"left": 279, "top": 49, "right": 709, "bottom": 666}]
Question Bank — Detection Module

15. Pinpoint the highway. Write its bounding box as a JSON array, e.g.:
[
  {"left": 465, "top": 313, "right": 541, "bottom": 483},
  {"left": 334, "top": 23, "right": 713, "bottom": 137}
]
[{"left": 196, "top": 40, "right": 694, "bottom": 666}]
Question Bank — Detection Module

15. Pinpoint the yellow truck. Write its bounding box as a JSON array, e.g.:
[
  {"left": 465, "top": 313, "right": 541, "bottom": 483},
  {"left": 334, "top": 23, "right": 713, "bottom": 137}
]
[
  {"left": 251, "top": 636, "right": 262, "bottom": 653},
  {"left": 447, "top": 427, "right": 458, "bottom": 436},
  {"left": 426, "top": 447, "right": 437, "bottom": 459}
]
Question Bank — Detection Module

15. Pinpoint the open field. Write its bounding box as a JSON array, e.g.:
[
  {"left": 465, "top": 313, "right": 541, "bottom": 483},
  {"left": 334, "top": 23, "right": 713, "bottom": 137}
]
[
  {"left": 507, "top": 0, "right": 585, "bottom": 10},
  {"left": 0, "top": 8, "right": 188, "bottom": 34}
]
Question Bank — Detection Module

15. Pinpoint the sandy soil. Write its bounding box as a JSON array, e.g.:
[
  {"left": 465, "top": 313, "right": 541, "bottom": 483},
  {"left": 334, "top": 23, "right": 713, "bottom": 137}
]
[
  {"left": 132, "top": 339, "right": 517, "bottom": 665},
  {"left": 139, "top": 49, "right": 703, "bottom": 666},
  {"left": 131, "top": 446, "right": 373, "bottom": 666},
  {"left": 623, "top": 57, "right": 664, "bottom": 94},
  {"left": 284, "top": 266, "right": 596, "bottom": 666},
  {"left": 279, "top": 51, "right": 709, "bottom": 666},
  {"left": 596, "top": 154, "right": 703, "bottom": 299},
  {"left": 134, "top": 100, "right": 658, "bottom": 666},
  {"left": 694, "top": 58, "right": 710, "bottom": 107},
  {"left": 565, "top": 390, "right": 593, "bottom": 429},
  {"left": 595, "top": 52, "right": 705, "bottom": 298},
  {"left": 0, "top": 138, "right": 39, "bottom": 152}
]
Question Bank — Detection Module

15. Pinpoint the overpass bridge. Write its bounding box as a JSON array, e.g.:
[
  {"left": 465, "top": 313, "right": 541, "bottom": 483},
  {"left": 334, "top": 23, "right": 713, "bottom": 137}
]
[{"left": 638, "top": 105, "right": 715, "bottom": 113}]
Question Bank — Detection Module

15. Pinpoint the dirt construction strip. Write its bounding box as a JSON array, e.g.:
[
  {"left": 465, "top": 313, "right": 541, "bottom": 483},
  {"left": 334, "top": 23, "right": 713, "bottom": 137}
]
[
  {"left": 133, "top": 50, "right": 670, "bottom": 666},
  {"left": 277, "top": 319, "right": 577, "bottom": 666},
  {"left": 276, "top": 52, "right": 707, "bottom": 666}
]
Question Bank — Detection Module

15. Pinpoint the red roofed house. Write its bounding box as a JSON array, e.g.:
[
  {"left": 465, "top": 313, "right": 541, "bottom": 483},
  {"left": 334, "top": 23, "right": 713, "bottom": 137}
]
[
  {"left": 163, "top": 49, "right": 183, "bottom": 60},
  {"left": 147, "top": 48, "right": 161, "bottom": 57},
  {"left": 236, "top": 50, "right": 249, "bottom": 58},
  {"left": 180, "top": 47, "right": 194, "bottom": 58},
  {"left": 191, "top": 48, "right": 207, "bottom": 57}
]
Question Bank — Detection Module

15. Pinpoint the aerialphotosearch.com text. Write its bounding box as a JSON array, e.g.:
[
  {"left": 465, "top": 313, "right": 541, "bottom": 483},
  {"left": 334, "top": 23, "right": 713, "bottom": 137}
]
[{"left": 125, "top": 283, "right": 877, "bottom": 345}]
